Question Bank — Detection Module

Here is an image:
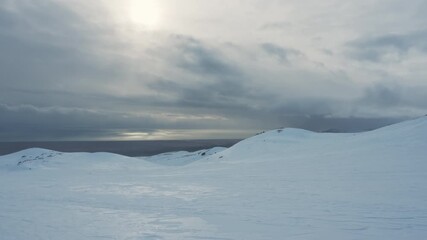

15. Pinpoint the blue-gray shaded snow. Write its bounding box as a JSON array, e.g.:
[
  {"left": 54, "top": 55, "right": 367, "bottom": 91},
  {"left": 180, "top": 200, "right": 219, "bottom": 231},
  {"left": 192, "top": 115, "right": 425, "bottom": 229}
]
[{"left": 0, "top": 117, "right": 427, "bottom": 239}]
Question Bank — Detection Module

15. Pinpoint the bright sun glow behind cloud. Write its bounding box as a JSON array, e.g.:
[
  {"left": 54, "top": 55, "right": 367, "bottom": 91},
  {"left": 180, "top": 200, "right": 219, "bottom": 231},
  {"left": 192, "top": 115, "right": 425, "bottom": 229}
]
[{"left": 128, "top": 0, "right": 162, "bottom": 29}]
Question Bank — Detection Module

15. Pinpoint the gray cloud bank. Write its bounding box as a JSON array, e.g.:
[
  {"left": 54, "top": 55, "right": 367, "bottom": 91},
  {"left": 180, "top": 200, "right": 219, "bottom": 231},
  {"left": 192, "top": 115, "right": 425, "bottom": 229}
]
[{"left": 0, "top": 0, "right": 426, "bottom": 141}]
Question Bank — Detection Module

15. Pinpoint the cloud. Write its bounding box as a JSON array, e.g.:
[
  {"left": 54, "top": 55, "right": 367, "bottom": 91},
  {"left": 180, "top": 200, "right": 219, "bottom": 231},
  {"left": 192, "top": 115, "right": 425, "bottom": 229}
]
[
  {"left": 259, "top": 21, "right": 292, "bottom": 31},
  {"left": 0, "top": 103, "right": 249, "bottom": 141},
  {"left": 0, "top": 0, "right": 426, "bottom": 141},
  {"left": 360, "top": 84, "right": 402, "bottom": 107},
  {"left": 142, "top": 36, "right": 279, "bottom": 114},
  {"left": 260, "top": 43, "right": 303, "bottom": 63},
  {"left": 356, "top": 82, "right": 427, "bottom": 115},
  {"left": 0, "top": 0, "right": 121, "bottom": 97},
  {"left": 172, "top": 36, "right": 240, "bottom": 77},
  {"left": 346, "top": 30, "right": 427, "bottom": 62},
  {"left": 0, "top": 104, "right": 150, "bottom": 141}
]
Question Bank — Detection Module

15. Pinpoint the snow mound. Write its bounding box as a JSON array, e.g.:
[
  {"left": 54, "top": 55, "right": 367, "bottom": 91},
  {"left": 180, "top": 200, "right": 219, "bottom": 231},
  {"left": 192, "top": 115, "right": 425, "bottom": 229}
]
[
  {"left": 0, "top": 117, "right": 426, "bottom": 239},
  {"left": 0, "top": 147, "right": 151, "bottom": 171},
  {"left": 365, "top": 115, "right": 427, "bottom": 139},
  {"left": 207, "top": 116, "right": 427, "bottom": 164},
  {"left": 141, "top": 147, "right": 226, "bottom": 166}
]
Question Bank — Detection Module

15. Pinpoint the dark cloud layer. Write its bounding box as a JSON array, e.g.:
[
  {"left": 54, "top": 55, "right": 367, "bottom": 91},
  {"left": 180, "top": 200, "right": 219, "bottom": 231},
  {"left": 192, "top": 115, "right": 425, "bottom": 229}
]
[
  {"left": 0, "top": 104, "right": 154, "bottom": 141},
  {"left": 261, "top": 43, "right": 302, "bottom": 63},
  {"left": 0, "top": 103, "right": 244, "bottom": 141},
  {"left": 174, "top": 36, "right": 240, "bottom": 77},
  {"left": 346, "top": 30, "right": 427, "bottom": 62}
]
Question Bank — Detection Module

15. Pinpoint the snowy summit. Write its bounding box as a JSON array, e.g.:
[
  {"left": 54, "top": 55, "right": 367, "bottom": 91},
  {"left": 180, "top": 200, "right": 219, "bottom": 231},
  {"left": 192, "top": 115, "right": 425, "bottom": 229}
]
[{"left": 0, "top": 117, "right": 427, "bottom": 239}]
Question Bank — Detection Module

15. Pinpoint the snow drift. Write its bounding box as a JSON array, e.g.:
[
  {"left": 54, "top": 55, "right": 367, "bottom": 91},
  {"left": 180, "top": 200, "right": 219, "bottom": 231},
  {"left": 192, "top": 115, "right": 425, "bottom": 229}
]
[{"left": 0, "top": 117, "right": 426, "bottom": 239}]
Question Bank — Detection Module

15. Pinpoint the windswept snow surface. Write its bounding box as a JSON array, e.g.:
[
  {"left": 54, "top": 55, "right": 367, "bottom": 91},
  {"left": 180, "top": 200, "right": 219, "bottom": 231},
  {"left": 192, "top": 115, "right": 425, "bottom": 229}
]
[{"left": 1, "top": 117, "right": 427, "bottom": 239}]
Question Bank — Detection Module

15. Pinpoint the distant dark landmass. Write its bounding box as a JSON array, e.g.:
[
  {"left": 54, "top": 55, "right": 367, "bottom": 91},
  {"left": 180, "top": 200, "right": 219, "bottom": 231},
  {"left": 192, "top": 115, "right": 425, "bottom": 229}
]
[{"left": 0, "top": 139, "right": 241, "bottom": 157}]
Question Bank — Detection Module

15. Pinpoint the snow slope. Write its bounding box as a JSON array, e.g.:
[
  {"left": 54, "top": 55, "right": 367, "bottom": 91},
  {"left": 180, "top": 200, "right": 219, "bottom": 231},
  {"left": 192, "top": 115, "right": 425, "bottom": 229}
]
[{"left": 0, "top": 117, "right": 426, "bottom": 239}]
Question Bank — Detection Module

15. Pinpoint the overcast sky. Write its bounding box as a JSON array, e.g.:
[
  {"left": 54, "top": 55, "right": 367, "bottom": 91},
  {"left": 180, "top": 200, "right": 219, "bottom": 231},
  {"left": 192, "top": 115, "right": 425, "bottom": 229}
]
[{"left": 1, "top": 0, "right": 426, "bottom": 141}]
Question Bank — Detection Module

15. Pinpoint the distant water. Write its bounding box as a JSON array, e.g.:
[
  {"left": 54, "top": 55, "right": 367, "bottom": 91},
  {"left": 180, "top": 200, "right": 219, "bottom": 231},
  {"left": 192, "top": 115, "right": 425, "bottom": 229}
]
[{"left": 0, "top": 139, "right": 241, "bottom": 157}]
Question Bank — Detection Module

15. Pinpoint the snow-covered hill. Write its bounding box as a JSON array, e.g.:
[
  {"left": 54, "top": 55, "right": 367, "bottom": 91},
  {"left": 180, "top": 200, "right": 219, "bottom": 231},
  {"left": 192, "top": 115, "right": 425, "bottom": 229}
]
[{"left": 0, "top": 117, "right": 426, "bottom": 239}]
